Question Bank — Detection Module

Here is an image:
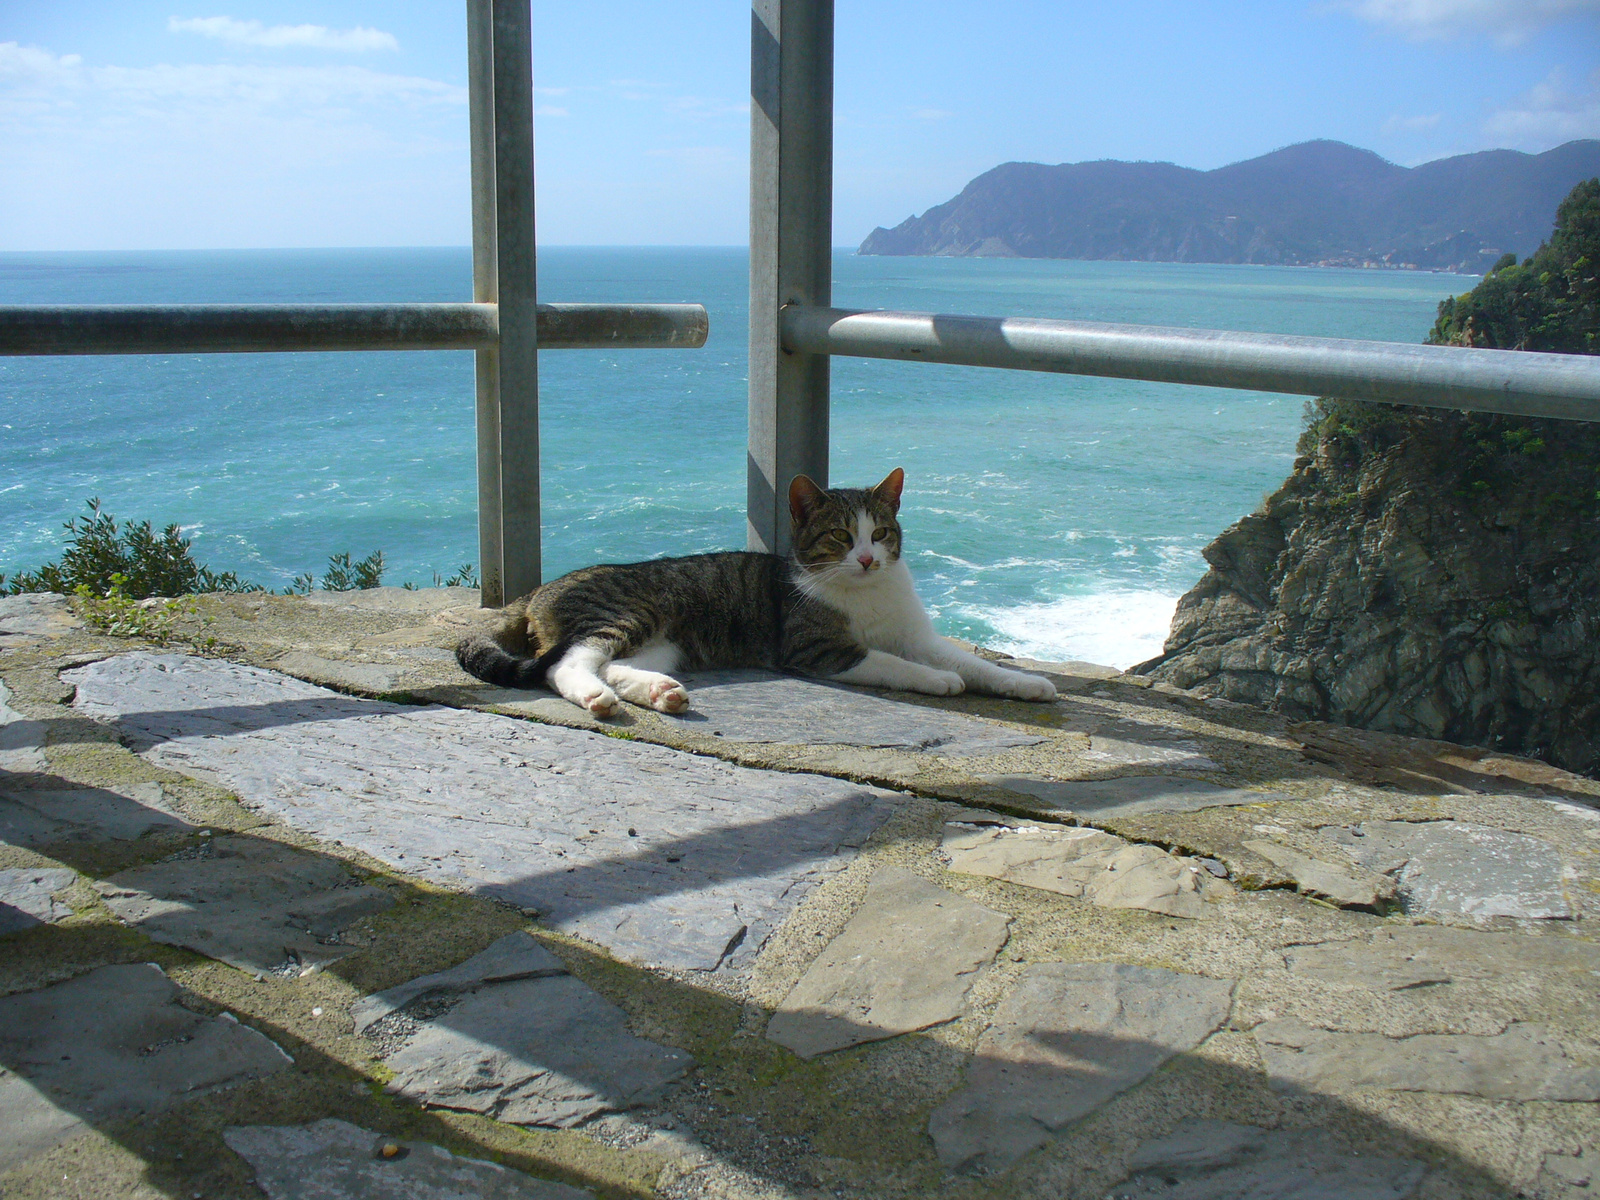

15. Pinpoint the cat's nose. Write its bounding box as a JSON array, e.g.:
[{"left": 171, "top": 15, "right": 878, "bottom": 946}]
[{"left": 856, "top": 553, "right": 874, "bottom": 568}]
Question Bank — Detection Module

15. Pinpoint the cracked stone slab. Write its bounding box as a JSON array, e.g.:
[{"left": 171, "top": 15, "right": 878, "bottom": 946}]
[
  {"left": 379, "top": 973, "right": 693, "bottom": 1128},
  {"left": 273, "top": 651, "right": 408, "bottom": 695},
  {"left": 0, "top": 866, "right": 77, "bottom": 933},
  {"left": 942, "top": 820, "right": 1229, "bottom": 919},
  {"left": 65, "top": 653, "right": 896, "bottom": 971},
  {"left": 666, "top": 669, "right": 1044, "bottom": 755},
  {"left": 0, "top": 963, "right": 292, "bottom": 1173},
  {"left": 94, "top": 835, "right": 396, "bottom": 974},
  {"left": 1254, "top": 1018, "right": 1600, "bottom": 1100},
  {"left": 0, "top": 781, "right": 192, "bottom": 847},
  {"left": 1283, "top": 925, "right": 1600, "bottom": 991},
  {"left": 0, "top": 679, "right": 48, "bottom": 773},
  {"left": 1083, "top": 721, "right": 1220, "bottom": 772},
  {"left": 1240, "top": 839, "right": 1396, "bottom": 909},
  {"left": 928, "top": 961, "right": 1235, "bottom": 1174},
  {"left": 766, "top": 866, "right": 1010, "bottom": 1059},
  {"left": 1325, "top": 819, "right": 1572, "bottom": 920},
  {"left": 225, "top": 1118, "right": 592, "bottom": 1199},
  {"left": 0, "top": 592, "right": 81, "bottom": 643},
  {"left": 984, "top": 774, "right": 1288, "bottom": 819},
  {"left": 352, "top": 932, "right": 568, "bottom": 1033},
  {"left": 1109, "top": 1119, "right": 1429, "bottom": 1199}
]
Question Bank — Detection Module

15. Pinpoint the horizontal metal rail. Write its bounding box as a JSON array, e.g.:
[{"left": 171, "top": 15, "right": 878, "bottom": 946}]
[
  {"left": 0, "top": 302, "right": 708, "bottom": 356},
  {"left": 783, "top": 305, "right": 1600, "bottom": 423}
]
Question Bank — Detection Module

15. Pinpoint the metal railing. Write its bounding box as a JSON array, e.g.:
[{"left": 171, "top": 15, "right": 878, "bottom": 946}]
[{"left": 747, "top": 0, "right": 1600, "bottom": 557}]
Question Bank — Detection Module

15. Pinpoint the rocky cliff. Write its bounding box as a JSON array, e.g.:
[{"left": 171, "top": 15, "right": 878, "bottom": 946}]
[
  {"left": 1133, "top": 180, "right": 1600, "bottom": 776},
  {"left": 860, "top": 139, "right": 1600, "bottom": 272}
]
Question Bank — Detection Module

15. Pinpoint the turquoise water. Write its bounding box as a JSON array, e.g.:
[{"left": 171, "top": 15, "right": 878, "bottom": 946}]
[{"left": 0, "top": 249, "right": 1472, "bottom": 666}]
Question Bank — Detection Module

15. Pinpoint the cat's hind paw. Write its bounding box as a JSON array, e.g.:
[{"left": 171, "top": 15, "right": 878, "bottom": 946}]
[{"left": 649, "top": 679, "right": 690, "bottom": 713}]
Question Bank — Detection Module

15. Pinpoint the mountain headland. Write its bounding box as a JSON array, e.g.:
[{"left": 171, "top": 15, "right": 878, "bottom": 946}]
[{"left": 859, "top": 139, "right": 1600, "bottom": 272}]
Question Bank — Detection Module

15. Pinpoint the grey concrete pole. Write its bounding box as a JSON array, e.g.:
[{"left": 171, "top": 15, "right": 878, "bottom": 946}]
[
  {"left": 467, "top": 0, "right": 505, "bottom": 606},
  {"left": 748, "top": 0, "right": 833, "bottom": 556}
]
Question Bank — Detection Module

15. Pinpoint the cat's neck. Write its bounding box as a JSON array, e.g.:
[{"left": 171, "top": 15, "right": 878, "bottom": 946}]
[{"left": 791, "top": 557, "right": 934, "bottom": 649}]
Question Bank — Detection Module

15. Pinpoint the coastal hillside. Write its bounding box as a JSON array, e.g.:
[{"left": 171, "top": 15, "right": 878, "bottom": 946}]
[
  {"left": 859, "top": 139, "right": 1600, "bottom": 272},
  {"left": 1133, "top": 179, "right": 1600, "bottom": 776}
]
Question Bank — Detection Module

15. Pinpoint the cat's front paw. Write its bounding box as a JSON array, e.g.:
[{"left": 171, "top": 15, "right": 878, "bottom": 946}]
[
  {"left": 925, "top": 669, "right": 965, "bottom": 696},
  {"left": 998, "top": 671, "right": 1056, "bottom": 702},
  {"left": 649, "top": 678, "right": 690, "bottom": 713},
  {"left": 580, "top": 686, "right": 620, "bottom": 717}
]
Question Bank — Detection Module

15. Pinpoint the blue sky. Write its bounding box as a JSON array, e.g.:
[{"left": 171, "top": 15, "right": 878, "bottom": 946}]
[{"left": 2, "top": 0, "right": 1598, "bottom": 249}]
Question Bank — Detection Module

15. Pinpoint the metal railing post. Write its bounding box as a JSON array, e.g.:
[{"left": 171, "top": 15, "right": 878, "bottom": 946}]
[
  {"left": 748, "top": 0, "right": 833, "bottom": 556},
  {"left": 467, "top": 0, "right": 504, "bottom": 606}
]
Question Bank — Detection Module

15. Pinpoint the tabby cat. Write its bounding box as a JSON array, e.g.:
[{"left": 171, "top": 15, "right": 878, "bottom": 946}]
[{"left": 455, "top": 468, "right": 1057, "bottom": 715}]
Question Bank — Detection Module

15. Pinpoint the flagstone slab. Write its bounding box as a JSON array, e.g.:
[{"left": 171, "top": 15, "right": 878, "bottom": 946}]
[
  {"left": 1083, "top": 721, "right": 1220, "bottom": 772},
  {"left": 1254, "top": 1018, "right": 1600, "bottom": 1100},
  {"left": 351, "top": 932, "right": 567, "bottom": 1033},
  {"left": 1240, "top": 839, "right": 1396, "bottom": 909},
  {"left": 942, "top": 820, "right": 1227, "bottom": 919},
  {"left": 0, "top": 866, "right": 77, "bottom": 933},
  {"left": 94, "top": 834, "right": 396, "bottom": 974},
  {"left": 65, "top": 653, "right": 895, "bottom": 971},
  {"left": 984, "top": 774, "right": 1288, "bottom": 819},
  {"left": 928, "top": 962, "right": 1234, "bottom": 1174},
  {"left": 668, "top": 669, "right": 1045, "bottom": 755},
  {"left": 1110, "top": 1119, "right": 1429, "bottom": 1199},
  {"left": 0, "top": 781, "right": 192, "bottom": 847},
  {"left": 766, "top": 866, "right": 1010, "bottom": 1059},
  {"left": 379, "top": 973, "right": 693, "bottom": 1128},
  {"left": 0, "top": 963, "right": 291, "bottom": 1173},
  {"left": 1282, "top": 925, "right": 1600, "bottom": 991},
  {"left": 0, "top": 592, "right": 80, "bottom": 644},
  {"left": 225, "top": 1119, "right": 593, "bottom": 1199},
  {"left": 1324, "top": 819, "right": 1572, "bottom": 920},
  {"left": 0, "top": 679, "right": 48, "bottom": 773}
]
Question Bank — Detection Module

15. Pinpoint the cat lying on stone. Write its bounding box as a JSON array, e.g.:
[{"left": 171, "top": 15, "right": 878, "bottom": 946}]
[{"left": 455, "top": 468, "right": 1057, "bottom": 716}]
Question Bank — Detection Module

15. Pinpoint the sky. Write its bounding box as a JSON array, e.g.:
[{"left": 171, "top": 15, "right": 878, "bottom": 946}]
[{"left": 2, "top": 0, "right": 1598, "bottom": 250}]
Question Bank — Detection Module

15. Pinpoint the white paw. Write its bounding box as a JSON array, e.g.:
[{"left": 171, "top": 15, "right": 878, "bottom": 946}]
[
  {"left": 649, "top": 678, "right": 689, "bottom": 713},
  {"left": 580, "top": 686, "right": 620, "bottom": 717},
  {"left": 1000, "top": 672, "right": 1057, "bottom": 702},
  {"left": 928, "top": 669, "right": 966, "bottom": 696}
]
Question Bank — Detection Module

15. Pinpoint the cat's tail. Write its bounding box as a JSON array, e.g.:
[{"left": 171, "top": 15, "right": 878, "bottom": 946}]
[{"left": 455, "top": 612, "right": 569, "bottom": 690}]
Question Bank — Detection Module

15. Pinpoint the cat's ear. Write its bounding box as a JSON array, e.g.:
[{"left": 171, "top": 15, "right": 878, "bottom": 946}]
[
  {"left": 788, "top": 474, "right": 828, "bottom": 526},
  {"left": 871, "top": 467, "right": 905, "bottom": 514}
]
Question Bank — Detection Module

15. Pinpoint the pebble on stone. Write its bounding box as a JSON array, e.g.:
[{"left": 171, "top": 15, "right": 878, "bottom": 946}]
[
  {"left": 225, "top": 1118, "right": 593, "bottom": 1199},
  {"left": 0, "top": 679, "right": 48, "bottom": 773},
  {"left": 1, "top": 781, "right": 192, "bottom": 848},
  {"left": 1283, "top": 924, "right": 1600, "bottom": 991},
  {"left": 1240, "top": 839, "right": 1396, "bottom": 909},
  {"left": 351, "top": 931, "right": 568, "bottom": 1033},
  {"left": 0, "top": 963, "right": 291, "bottom": 1174},
  {"left": 668, "top": 669, "right": 1045, "bottom": 755},
  {"left": 0, "top": 866, "right": 77, "bottom": 933},
  {"left": 766, "top": 866, "right": 1011, "bottom": 1059},
  {"left": 943, "top": 821, "right": 1228, "bottom": 919},
  {"left": 984, "top": 775, "right": 1289, "bottom": 820},
  {"left": 1109, "top": 1118, "right": 1428, "bottom": 1199},
  {"left": 1324, "top": 819, "right": 1572, "bottom": 920},
  {"left": 66, "top": 653, "right": 896, "bottom": 971},
  {"left": 928, "top": 961, "right": 1235, "bottom": 1174},
  {"left": 1254, "top": 1018, "right": 1600, "bottom": 1100},
  {"left": 379, "top": 973, "right": 693, "bottom": 1128},
  {"left": 94, "top": 834, "right": 395, "bottom": 974}
]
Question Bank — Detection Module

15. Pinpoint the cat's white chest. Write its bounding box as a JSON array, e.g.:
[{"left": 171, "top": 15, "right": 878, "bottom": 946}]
[{"left": 819, "top": 562, "right": 932, "bottom": 654}]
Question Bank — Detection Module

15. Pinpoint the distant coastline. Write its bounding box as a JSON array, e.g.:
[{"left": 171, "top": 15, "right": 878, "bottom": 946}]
[{"left": 860, "top": 139, "right": 1600, "bottom": 274}]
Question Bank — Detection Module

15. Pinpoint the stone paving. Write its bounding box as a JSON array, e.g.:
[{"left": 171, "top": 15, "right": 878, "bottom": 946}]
[{"left": 0, "top": 587, "right": 1598, "bottom": 1200}]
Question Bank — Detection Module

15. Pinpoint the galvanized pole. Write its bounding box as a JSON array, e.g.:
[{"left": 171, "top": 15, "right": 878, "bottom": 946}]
[
  {"left": 748, "top": 0, "right": 833, "bottom": 556},
  {"left": 466, "top": 0, "right": 504, "bottom": 606}
]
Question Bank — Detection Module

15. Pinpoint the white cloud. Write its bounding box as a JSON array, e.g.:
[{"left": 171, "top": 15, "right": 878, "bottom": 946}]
[
  {"left": 1484, "top": 67, "right": 1600, "bottom": 145},
  {"left": 168, "top": 16, "right": 399, "bottom": 53},
  {"left": 912, "top": 107, "right": 953, "bottom": 121},
  {"left": 1381, "top": 112, "right": 1442, "bottom": 134},
  {"left": 1338, "top": 0, "right": 1600, "bottom": 43}
]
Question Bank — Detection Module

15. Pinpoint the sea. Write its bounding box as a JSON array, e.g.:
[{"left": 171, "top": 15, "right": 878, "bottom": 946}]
[{"left": 0, "top": 248, "right": 1474, "bottom": 668}]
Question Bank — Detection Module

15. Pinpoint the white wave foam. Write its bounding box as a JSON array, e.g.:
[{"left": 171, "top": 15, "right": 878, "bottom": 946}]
[{"left": 978, "top": 589, "right": 1180, "bottom": 671}]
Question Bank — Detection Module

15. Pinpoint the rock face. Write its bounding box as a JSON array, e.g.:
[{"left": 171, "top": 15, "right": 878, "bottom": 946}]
[{"left": 1133, "top": 416, "right": 1600, "bottom": 777}]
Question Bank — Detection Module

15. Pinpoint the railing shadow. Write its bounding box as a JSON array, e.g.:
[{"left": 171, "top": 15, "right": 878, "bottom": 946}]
[{"left": 0, "top": 765, "right": 1531, "bottom": 1199}]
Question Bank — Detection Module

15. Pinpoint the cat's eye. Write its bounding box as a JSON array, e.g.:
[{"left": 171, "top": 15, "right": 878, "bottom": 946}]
[
  {"left": 872, "top": 526, "right": 893, "bottom": 542},
  {"left": 828, "top": 528, "right": 853, "bottom": 543}
]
